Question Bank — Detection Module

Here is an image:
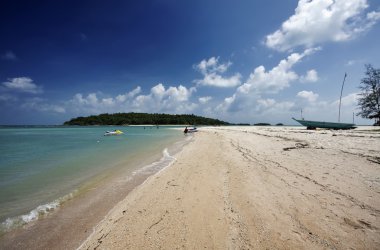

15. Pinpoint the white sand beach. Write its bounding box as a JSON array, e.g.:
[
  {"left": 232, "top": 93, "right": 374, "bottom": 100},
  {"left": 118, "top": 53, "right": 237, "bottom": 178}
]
[{"left": 79, "top": 126, "right": 380, "bottom": 249}]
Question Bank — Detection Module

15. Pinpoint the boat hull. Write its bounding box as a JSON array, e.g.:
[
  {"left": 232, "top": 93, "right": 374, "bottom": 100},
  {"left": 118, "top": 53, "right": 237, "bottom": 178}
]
[{"left": 292, "top": 118, "right": 356, "bottom": 130}]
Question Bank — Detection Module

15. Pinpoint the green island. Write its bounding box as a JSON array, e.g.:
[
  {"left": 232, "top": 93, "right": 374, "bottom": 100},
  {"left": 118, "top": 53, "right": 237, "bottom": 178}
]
[{"left": 63, "top": 113, "right": 230, "bottom": 126}]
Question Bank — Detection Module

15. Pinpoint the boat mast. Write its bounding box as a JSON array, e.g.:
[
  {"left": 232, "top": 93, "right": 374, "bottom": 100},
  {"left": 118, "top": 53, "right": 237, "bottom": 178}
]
[{"left": 338, "top": 73, "right": 347, "bottom": 122}]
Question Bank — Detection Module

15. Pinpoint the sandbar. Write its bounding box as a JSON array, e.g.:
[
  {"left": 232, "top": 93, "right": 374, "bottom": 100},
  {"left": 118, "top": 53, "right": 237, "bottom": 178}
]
[{"left": 79, "top": 126, "right": 380, "bottom": 249}]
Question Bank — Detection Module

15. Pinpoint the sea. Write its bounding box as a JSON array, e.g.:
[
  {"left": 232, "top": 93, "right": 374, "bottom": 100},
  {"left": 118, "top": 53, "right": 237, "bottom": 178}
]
[{"left": 0, "top": 125, "right": 186, "bottom": 234}]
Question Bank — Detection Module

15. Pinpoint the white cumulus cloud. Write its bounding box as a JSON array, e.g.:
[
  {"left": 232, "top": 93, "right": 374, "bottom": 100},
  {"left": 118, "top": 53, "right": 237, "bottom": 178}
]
[
  {"left": 2, "top": 77, "right": 43, "bottom": 94},
  {"left": 300, "top": 69, "right": 319, "bottom": 83},
  {"left": 132, "top": 83, "right": 197, "bottom": 112},
  {"left": 297, "top": 90, "right": 319, "bottom": 102},
  {"left": 265, "top": 0, "right": 380, "bottom": 51},
  {"left": 237, "top": 47, "right": 320, "bottom": 95},
  {"left": 195, "top": 57, "right": 241, "bottom": 88},
  {"left": 196, "top": 57, "right": 230, "bottom": 74},
  {"left": 116, "top": 86, "right": 141, "bottom": 102},
  {"left": 214, "top": 48, "right": 318, "bottom": 119},
  {"left": 73, "top": 93, "right": 99, "bottom": 106},
  {"left": 67, "top": 84, "right": 197, "bottom": 115},
  {"left": 199, "top": 96, "right": 212, "bottom": 104}
]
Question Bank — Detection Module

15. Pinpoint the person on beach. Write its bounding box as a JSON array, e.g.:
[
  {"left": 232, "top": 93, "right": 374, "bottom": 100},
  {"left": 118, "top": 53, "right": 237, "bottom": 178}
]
[{"left": 184, "top": 127, "right": 188, "bottom": 134}]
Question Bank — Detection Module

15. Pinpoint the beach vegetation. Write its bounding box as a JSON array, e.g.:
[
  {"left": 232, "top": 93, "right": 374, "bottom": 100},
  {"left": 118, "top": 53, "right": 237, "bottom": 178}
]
[
  {"left": 357, "top": 64, "right": 380, "bottom": 126},
  {"left": 63, "top": 113, "right": 230, "bottom": 126}
]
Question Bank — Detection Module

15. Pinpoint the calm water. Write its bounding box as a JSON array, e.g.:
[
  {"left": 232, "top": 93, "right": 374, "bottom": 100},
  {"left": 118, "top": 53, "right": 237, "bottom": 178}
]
[{"left": 0, "top": 126, "right": 183, "bottom": 232}]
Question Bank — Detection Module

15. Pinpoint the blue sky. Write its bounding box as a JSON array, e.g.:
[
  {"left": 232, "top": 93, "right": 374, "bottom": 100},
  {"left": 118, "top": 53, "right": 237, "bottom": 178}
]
[{"left": 1, "top": 0, "right": 379, "bottom": 125}]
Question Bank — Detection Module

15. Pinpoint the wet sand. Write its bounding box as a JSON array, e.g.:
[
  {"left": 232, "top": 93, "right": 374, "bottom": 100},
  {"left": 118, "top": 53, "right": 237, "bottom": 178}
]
[{"left": 79, "top": 126, "right": 380, "bottom": 249}]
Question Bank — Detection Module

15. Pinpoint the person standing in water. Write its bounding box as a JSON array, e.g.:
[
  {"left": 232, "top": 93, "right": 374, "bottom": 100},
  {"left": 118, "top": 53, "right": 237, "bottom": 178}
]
[{"left": 184, "top": 127, "right": 188, "bottom": 134}]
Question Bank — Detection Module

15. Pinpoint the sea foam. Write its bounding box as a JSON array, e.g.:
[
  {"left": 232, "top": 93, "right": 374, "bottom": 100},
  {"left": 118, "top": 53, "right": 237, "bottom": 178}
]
[
  {"left": 0, "top": 191, "right": 76, "bottom": 233},
  {"left": 133, "top": 148, "right": 176, "bottom": 176}
]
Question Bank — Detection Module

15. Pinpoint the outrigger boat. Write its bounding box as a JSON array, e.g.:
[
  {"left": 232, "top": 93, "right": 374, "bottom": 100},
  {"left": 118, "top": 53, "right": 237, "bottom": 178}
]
[
  {"left": 292, "top": 118, "right": 356, "bottom": 130},
  {"left": 104, "top": 129, "right": 124, "bottom": 136},
  {"left": 293, "top": 73, "right": 356, "bottom": 130}
]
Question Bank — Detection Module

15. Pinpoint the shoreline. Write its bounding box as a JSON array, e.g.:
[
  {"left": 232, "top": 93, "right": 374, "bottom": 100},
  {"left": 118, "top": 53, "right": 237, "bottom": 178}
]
[
  {"left": 0, "top": 132, "right": 190, "bottom": 250},
  {"left": 80, "top": 126, "right": 379, "bottom": 249},
  {"left": 1, "top": 126, "right": 379, "bottom": 249}
]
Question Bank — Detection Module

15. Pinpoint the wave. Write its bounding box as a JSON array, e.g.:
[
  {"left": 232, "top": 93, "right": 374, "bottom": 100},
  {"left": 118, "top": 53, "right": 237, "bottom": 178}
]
[
  {"left": 132, "top": 148, "right": 176, "bottom": 176},
  {"left": 0, "top": 191, "right": 77, "bottom": 234}
]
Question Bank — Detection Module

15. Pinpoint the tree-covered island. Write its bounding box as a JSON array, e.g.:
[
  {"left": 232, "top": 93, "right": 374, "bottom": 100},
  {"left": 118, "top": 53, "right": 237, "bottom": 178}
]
[{"left": 63, "top": 113, "right": 230, "bottom": 126}]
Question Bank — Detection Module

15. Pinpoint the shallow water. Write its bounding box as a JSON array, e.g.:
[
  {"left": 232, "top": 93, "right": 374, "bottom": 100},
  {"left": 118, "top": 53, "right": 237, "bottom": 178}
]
[{"left": 0, "top": 126, "right": 183, "bottom": 232}]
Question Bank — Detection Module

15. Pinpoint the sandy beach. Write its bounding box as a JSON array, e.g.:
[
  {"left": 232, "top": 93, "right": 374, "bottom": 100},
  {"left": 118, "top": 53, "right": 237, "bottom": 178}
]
[{"left": 77, "top": 126, "right": 380, "bottom": 250}]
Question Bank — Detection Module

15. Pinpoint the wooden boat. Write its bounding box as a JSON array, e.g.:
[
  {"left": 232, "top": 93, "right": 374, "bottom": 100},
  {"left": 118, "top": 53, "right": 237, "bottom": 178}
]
[
  {"left": 293, "top": 73, "right": 357, "bottom": 130},
  {"left": 292, "top": 118, "right": 356, "bottom": 130}
]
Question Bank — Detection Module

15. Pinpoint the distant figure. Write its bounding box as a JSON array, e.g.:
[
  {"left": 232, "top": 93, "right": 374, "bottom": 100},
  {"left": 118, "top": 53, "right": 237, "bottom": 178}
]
[{"left": 184, "top": 127, "right": 188, "bottom": 134}]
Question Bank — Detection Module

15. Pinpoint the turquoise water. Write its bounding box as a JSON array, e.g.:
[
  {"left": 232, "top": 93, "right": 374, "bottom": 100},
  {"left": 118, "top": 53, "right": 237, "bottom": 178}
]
[{"left": 0, "top": 126, "right": 183, "bottom": 231}]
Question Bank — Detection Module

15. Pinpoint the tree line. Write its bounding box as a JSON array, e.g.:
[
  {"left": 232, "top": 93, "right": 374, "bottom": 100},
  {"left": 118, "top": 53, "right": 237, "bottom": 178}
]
[{"left": 63, "top": 113, "right": 230, "bottom": 126}]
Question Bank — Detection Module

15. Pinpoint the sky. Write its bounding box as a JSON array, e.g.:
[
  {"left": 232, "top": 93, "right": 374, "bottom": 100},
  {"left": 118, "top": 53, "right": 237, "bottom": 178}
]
[{"left": 0, "top": 0, "right": 379, "bottom": 125}]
